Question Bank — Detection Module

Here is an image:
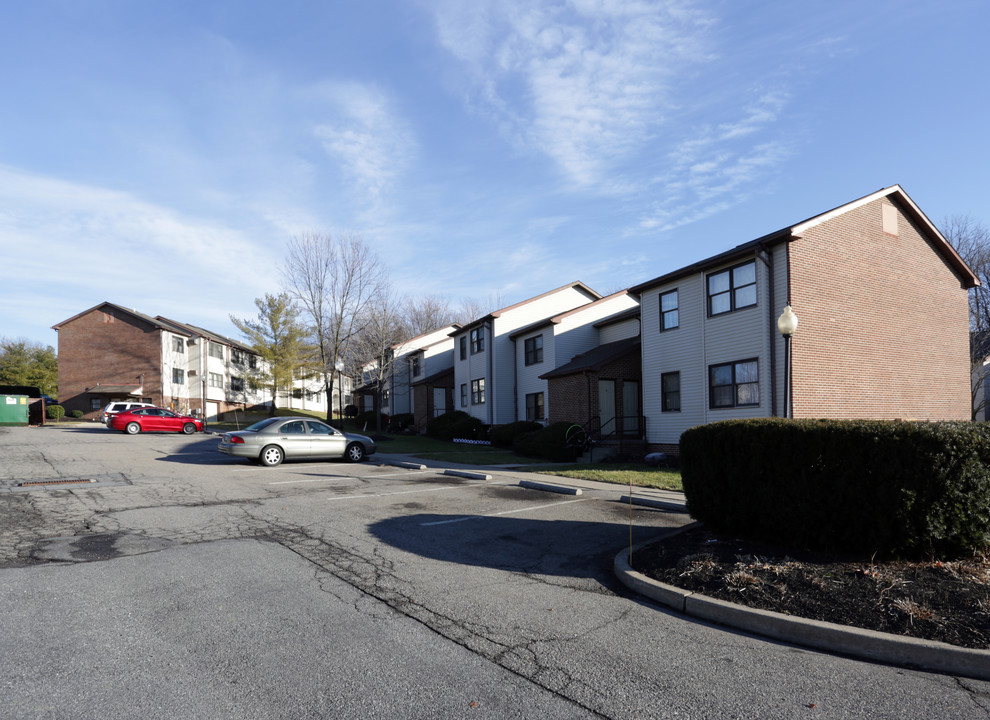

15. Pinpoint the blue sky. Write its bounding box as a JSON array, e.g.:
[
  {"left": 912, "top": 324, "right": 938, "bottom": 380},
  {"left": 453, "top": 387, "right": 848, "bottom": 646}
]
[{"left": 3, "top": 0, "right": 988, "bottom": 347}]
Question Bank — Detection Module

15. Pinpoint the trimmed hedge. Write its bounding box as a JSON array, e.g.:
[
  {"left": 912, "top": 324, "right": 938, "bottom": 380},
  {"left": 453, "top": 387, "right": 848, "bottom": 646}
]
[
  {"left": 492, "top": 421, "right": 542, "bottom": 448},
  {"left": 426, "top": 411, "right": 483, "bottom": 441},
  {"left": 46, "top": 405, "right": 65, "bottom": 421},
  {"left": 680, "top": 419, "right": 990, "bottom": 558},
  {"left": 513, "top": 422, "right": 581, "bottom": 462}
]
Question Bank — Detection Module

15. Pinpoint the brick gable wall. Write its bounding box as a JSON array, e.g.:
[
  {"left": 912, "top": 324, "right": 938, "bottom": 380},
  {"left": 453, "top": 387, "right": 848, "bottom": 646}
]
[
  {"left": 57, "top": 308, "right": 163, "bottom": 417},
  {"left": 788, "top": 197, "right": 971, "bottom": 420}
]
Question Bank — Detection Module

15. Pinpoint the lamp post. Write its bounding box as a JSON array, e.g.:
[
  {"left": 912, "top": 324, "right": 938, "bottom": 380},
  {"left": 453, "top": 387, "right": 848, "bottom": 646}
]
[
  {"left": 776, "top": 305, "right": 798, "bottom": 418},
  {"left": 334, "top": 360, "right": 345, "bottom": 429}
]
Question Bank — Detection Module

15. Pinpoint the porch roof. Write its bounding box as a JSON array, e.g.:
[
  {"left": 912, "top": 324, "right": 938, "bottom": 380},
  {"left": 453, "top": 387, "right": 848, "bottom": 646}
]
[{"left": 540, "top": 337, "right": 640, "bottom": 380}]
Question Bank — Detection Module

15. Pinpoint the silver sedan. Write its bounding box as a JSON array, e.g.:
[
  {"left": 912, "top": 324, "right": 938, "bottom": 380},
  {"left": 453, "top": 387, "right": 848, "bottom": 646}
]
[{"left": 217, "top": 416, "right": 376, "bottom": 467}]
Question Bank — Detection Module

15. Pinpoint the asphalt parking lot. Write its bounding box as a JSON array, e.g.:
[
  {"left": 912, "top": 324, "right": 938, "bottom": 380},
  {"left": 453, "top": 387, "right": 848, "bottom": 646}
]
[{"left": 3, "top": 425, "right": 989, "bottom": 719}]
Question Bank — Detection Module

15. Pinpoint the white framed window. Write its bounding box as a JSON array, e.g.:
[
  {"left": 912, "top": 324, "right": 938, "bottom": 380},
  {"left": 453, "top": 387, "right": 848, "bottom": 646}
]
[
  {"left": 172, "top": 336, "right": 185, "bottom": 353},
  {"left": 209, "top": 372, "right": 223, "bottom": 389}
]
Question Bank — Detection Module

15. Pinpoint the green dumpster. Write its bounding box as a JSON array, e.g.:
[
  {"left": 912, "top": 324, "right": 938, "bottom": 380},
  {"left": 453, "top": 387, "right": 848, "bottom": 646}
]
[{"left": 0, "top": 395, "right": 30, "bottom": 426}]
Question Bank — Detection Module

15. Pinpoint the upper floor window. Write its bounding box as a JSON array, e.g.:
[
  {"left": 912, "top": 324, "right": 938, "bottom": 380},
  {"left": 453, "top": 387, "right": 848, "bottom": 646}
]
[
  {"left": 249, "top": 355, "right": 257, "bottom": 369},
  {"left": 230, "top": 376, "right": 244, "bottom": 392},
  {"left": 209, "top": 372, "right": 223, "bottom": 389},
  {"left": 470, "top": 328, "right": 484, "bottom": 354},
  {"left": 208, "top": 342, "right": 224, "bottom": 360},
  {"left": 661, "top": 372, "right": 680, "bottom": 412},
  {"left": 172, "top": 336, "right": 185, "bottom": 353},
  {"left": 709, "top": 359, "right": 759, "bottom": 409},
  {"left": 524, "top": 335, "right": 543, "bottom": 365},
  {"left": 660, "top": 290, "right": 679, "bottom": 331},
  {"left": 707, "top": 261, "right": 757, "bottom": 316},
  {"left": 459, "top": 336, "right": 467, "bottom": 360},
  {"left": 411, "top": 354, "right": 422, "bottom": 377},
  {"left": 172, "top": 368, "right": 185, "bottom": 385},
  {"left": 471, "top": 378, "right": 485, "bottom": 404},
  {"left": 231, "top": 349, "right": 245, "bottom": 366}
]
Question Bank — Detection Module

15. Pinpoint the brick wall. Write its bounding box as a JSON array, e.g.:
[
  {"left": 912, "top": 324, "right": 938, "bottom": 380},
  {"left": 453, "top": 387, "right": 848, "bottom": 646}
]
[
  {"left": 788, "top": 197, "right": 971, "bottom": 420},
  {"left": 545, "top": 349, "right": 642, "bottom": 431},
  {"left": 57, "top": 307, "right": 163, "bottom": 418}
]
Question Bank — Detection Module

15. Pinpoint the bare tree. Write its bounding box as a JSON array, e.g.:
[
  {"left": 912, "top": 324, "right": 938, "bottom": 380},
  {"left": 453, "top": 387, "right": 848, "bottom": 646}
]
[
  {"left": 352, "top": 285, "right": 407, "bottom": 431},
  {"left": 283, "top": 232, "right": 386, "bottom": 423},
  {"left": 455, "top": 292, "right": 505, "bottom": 325},
  {"left": 942, "top": 214, "right": 990, "bottom": 419},
  {"left": 403, "top": 293, "right": 458, "bottom": 338},
  {"left": 230, "top": 293, "right": 311, "bottom": 416}
]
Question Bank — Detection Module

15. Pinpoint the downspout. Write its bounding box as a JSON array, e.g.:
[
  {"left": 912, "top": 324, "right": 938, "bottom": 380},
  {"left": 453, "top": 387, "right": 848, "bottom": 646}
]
[
  {"left": 510, "top": 335, "right": 518, "bottom": 422},
  {"left": 486, "top": 319, "right": 494, "bottom": 425},
  {"left": 757, "top": 244, "right": 778, "bottom": 417}
]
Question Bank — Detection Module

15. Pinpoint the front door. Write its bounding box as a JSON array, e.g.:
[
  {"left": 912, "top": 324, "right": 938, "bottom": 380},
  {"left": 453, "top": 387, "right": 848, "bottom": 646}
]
[
  {"left": 433, "top": 387, "right": 446, "bottom": 417},
  {"left": 622, "top": 381, "right": 640, "bottom": 435},
  {"left": 598, "top": 380, "right": 616, "bottom": 436}
]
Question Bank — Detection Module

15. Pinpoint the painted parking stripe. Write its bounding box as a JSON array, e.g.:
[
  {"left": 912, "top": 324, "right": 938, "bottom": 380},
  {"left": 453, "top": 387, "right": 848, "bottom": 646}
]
[
  {"left": 420, "top": 498, "right": 588, "bottom": 526},
  {"left": 268, "top": 469, "right": 439, "bottom": 485}
]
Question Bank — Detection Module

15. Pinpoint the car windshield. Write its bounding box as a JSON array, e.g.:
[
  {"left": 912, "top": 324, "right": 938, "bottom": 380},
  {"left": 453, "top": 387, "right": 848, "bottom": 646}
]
[{"left": 245, "top": 417, "right": 282, "bottom": 432}]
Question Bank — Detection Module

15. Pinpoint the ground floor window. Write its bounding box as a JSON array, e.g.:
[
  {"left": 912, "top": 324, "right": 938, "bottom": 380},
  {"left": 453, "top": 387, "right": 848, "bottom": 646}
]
[
  {"left": 525, "top": 392, "right": 544, "bottom": 421},
  {"left": 471, "top": 378, "right": 485, "bottom": 405},
  {"left": 460, "top": 383, "right": 467, "bottom": 408},
  {"left": 709, "top": 359, "right": 759, "bottom": 408},
  {"left": 661, "top": 372, "right": 680, "bottom": 412}
]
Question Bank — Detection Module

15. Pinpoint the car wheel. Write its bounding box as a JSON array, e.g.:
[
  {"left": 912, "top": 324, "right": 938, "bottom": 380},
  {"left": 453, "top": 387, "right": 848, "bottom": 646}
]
[
  {"left": 182, "top": 423, "right": 196, "bottom": 434},
  {"left": 345, "top": 442, "right": 365, "bottom": 463},
  {"left": 125, "top": 422, "right": 141, "bottom": 435},
  {"left": 260, "top": 445, "right": 284, "bottom": 467}
]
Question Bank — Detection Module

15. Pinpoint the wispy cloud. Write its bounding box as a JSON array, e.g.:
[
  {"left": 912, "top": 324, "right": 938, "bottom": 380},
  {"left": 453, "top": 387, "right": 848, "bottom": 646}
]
[
  {"left": 638, "top": 91, "right": 793, "bottom": 231},
  {"left": 0, "top": 166, "right": 281, "bottom": 334},
  {"left": 430, "top": 0, "right": 714, "bottom": 186},
  {"left": 310, "top": 82, "right": 415, "bottom": 200}
]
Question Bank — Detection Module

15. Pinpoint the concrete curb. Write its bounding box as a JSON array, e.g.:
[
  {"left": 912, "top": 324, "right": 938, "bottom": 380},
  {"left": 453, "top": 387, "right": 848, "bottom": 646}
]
[
  {"left": 388, "top": 461, "right": 428, "bottom": 470},
  {"left": 614, "top": 533, "right": 990, "bottom": 681},
  {"left": 443, "top": 469, "right": 493, "bottom": 481},
  {"left": 518, "top": 480, "right": 583, "bottom": 495},
  {"left": 619, "top": 494, "right": 685, "bottom": 511}
]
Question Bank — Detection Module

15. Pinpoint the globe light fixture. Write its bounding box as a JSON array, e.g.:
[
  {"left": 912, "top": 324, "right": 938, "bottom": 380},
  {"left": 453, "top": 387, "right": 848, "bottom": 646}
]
[{"left": 777, "top": 305, "right": 798, "bottom": 418}]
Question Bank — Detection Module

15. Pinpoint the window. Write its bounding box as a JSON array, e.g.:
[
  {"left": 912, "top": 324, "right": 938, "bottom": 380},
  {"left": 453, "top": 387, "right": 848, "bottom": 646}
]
[
  {"left": 172, "top": 336, "right": 185, "bottom": 353},
  {"left": 707, "top": 261, "right": 757, "bottom": 316},
  {"left": 470, "top": 328, "right": 484, "bottom": 354},
  {"left": 709, "top": 359, "right": 759, "bottom": 409},
  {"left": 460, "top": 383, "right": 467, "bottom": 408},
  {"left": 249, "top": 355, "right": 257, "bottom": 369},
  {"left": 208, "top": 342, "right": 224, "bottom": 359},
  {"left": 525, "top": 392, "right": 544, "bottom": 421},
  {"left": 231, "top": 349, "right": 245, "bottom": 366},
  {"left": 524, "top": 335, "right": 543, "bottom": 365},
  {"left": 660, "top": 290, "right": 679, "bottom": 331},
  {"left": 231, "top": 377, "right": 244, "bottom": 392},
  {"left": 460, "top": 336, "right": 467, "bottom": 360},
  {"left": 172, "top": 368, "right": 185, "bottom": 385},
  {"left": 471, "top": 378, "right": 485, "bottom": 405},
  {"left": 661, "top": 372, "right": 681, "bottom": 412},
  {"left": 293, "top": 388, "right": 302, "bottom": 399},
  {"left": 411, "top": 355, "right": 422, "bottom": 377},
  {"left": 209, "top": 372, "right": 223, "bottom": 389}
]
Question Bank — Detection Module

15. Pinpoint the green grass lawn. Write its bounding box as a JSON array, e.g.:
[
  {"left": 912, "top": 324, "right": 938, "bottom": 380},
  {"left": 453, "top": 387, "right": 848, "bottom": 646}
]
[{"left": 531, "top": 464, "right": 682, "bottom": 491}]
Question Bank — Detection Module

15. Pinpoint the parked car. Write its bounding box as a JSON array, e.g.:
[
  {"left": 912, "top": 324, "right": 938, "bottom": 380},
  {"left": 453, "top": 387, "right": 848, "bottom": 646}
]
[
  {"left": 110, "top": 407, "right": 205, "bottom": 435},
  {"left": 217, "top": 416, "right": 375, "bottom": 466},
  {"left": 102, "top": 401, "right": 155, "bottom": 426}
]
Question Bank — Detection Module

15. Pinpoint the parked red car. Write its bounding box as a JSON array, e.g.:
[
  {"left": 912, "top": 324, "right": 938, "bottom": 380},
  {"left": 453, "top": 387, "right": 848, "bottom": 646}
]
[{"left": 110, "top": 407, "right": 205, "bottom": 435}]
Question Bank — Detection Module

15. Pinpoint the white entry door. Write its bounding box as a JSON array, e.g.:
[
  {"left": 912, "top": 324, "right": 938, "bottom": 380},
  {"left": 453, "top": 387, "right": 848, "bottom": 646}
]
[
  {"left": 598, "top": 380, "right": 616, "bottom": 436},
  {"left": 433, "top": 388, "right": 446, "bottom": 417}
]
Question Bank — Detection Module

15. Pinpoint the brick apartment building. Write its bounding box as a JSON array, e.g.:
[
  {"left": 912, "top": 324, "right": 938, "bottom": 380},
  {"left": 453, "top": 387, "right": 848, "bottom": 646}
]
[
  {"left": 629, "top": 184, "right": 978, "bottom": 452},
  {"left": 52, "top": 302, "right": 334, "bottom": 421}
]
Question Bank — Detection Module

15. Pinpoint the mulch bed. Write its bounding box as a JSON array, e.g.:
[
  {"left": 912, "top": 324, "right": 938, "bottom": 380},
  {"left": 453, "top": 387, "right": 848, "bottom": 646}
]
[{"left": 630, "top": 525, "right": 990, "bottom": 650}]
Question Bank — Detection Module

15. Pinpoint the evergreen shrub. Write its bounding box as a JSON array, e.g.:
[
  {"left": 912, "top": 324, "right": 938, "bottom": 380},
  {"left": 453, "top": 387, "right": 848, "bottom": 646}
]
[
  {"left": 679, "top": 418, "right": 990, "bottom": 558},
  {"left": 492, "top": 421, "right": 541, "bottom": 448},
  {"left": 426, "top": 411, "right": 483, "bottom": 441},
  {"left": 513, "top": 422, "right": 581, "bottom": 462}
]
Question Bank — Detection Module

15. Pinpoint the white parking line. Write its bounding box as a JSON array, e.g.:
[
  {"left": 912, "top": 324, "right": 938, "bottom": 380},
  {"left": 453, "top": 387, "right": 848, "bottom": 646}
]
[
  {"left": 267, "top": 469, "right": 437, "bottom": 485},
  {"left": 324, "top": 486, "right": 473, "bottom": 501},
  {"left": 420, "top": 498, "right": 588, "bottom": 526}
]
